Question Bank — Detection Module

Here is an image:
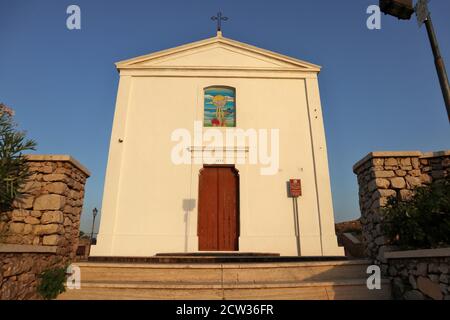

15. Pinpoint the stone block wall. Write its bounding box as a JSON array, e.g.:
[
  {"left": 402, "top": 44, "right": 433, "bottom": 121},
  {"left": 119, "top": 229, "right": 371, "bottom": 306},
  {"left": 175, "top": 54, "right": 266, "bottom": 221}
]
[
  {"left": 353, "top": 150, "right": 450, "bottom": 263},
  {"left": 385, "top": 249, "right": 450, "bottom": 300},
  {"left": 353, "top": 150, "right": 449, "bottom": 300},
  {"left": 0, "top": 250, "right": 63, "bottom": 299},
  {"left": 0, "top": 155, "right": 90, "bottom": 299}
]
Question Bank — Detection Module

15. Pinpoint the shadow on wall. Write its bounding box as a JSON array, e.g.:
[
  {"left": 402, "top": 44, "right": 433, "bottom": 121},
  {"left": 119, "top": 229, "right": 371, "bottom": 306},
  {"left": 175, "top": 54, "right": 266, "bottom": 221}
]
[{"left": 183, "top": 199, "right": 196, "bottom": 252}]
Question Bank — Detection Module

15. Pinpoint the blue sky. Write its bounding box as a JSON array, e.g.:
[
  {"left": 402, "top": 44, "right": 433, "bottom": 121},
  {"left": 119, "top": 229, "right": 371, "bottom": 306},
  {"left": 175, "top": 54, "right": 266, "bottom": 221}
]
[{"left": 1, "top": 0, "right": 449, "bottom": 233}]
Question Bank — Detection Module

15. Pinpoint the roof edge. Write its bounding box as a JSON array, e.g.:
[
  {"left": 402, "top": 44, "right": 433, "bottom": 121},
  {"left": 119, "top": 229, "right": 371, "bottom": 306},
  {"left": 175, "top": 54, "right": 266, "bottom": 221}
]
[{"left": 115, "top": 34, "right": 321, "bottom": 72}]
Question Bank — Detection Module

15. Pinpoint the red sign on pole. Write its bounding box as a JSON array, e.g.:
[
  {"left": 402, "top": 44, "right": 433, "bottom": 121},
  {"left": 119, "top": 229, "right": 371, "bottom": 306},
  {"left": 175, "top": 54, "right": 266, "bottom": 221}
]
[{"left": 289, "top": 179, "right": 302, "bottom": 198}]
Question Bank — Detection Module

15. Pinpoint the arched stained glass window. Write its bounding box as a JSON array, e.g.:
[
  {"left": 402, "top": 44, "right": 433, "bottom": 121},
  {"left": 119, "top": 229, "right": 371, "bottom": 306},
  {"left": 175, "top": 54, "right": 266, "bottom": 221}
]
[{"left": 204, "top": 86, "right": 235, "bottom": 127}]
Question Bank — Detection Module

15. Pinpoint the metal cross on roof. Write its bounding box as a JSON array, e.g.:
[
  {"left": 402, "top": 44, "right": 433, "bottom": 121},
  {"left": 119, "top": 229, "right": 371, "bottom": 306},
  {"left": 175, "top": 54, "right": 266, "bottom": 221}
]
[{"left": 211, "top": 12, "right": 228, "bottom": 32}]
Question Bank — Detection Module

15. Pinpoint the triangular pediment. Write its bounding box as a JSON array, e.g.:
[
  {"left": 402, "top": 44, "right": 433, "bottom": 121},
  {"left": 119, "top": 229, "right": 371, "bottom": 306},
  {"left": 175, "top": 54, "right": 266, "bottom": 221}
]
[{"left": 116, "top": 34, "right": 321, "bottom": 72}]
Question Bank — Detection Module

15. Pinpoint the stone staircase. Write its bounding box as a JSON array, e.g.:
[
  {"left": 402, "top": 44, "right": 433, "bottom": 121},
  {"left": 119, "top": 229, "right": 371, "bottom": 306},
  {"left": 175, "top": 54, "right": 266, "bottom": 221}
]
[{"left": 58, "top": 258, "right": 392, "bottom": 300}]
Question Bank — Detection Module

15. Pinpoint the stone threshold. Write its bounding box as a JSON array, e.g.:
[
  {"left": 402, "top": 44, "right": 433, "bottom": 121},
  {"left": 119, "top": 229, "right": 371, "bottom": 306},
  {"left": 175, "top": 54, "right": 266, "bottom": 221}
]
[
  {"left": 384, "top": 247, "right": 450, "bottom": 260},
  {"left": 155, "top": 252, "right": 281, "bottom": 257},
  {"left": 0, "top": 244, "right": 57, "bottom": 254},
  {"left": 88, "top": 255, "right": 350, "bottom": 264}
]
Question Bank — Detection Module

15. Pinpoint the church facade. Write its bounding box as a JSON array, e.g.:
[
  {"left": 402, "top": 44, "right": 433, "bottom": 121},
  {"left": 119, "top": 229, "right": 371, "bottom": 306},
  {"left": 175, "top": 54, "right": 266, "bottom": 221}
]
[{"left": 90, "top": 32, "right": 344, "bottom": 257}]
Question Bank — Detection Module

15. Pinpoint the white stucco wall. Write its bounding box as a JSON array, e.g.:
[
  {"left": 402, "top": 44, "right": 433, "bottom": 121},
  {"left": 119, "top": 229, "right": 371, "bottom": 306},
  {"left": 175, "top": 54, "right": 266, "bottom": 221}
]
[{"left": 90, "top": 34, "right": 344, "bottom": 257}]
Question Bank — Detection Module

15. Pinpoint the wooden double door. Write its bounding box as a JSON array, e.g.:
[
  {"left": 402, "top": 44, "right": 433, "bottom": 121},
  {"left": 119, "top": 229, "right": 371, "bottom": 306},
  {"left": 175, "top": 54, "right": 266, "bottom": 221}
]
[{"left": 198, "top": 166, "right": 239, "bottom": 251}]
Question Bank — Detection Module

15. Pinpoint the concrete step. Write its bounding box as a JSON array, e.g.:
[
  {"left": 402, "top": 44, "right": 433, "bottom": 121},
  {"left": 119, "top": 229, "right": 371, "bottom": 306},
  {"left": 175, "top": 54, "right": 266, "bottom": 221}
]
[
  {"left": 77, "top": 260, "right": 372, "bottom": 284},
  {"left": 58, "top": 259, "right": 392, "bottom": 300},
  {"left": 58, "top": 278, "right": 392, "bottom": 300},
  {"left": 87, "top": 255, "right": 347, "bottom": 264},
  {"left": 155, "top": 252, "right": 281, "bottom": 257}
]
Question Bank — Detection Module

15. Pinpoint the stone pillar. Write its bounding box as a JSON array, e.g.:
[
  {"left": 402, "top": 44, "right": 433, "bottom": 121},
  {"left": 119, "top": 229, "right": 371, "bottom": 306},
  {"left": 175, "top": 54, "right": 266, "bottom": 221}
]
[
  {"left": 353, "top": 151, "right": 449, "bottom": 268},
  {"left": 0, "top": 155, "right": 90, "bottom": 299}
]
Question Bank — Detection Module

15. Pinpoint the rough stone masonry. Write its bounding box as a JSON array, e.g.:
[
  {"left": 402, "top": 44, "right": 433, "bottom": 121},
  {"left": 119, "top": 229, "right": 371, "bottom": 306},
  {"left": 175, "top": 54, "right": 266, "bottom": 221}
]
[{"left": 0, "top": 155, "right": 90, "bottom": 299}]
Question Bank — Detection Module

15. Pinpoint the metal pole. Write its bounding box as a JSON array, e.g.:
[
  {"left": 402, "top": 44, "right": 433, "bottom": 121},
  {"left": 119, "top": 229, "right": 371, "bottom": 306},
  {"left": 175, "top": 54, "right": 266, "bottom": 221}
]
[
  {"left": 90, "top": 214, "right": 96, "bottom": 244},
  {"left": 292, "top": 198, "right": 301, "bottom": 256},
  {"left": 424, "top": 14, "right": 450, "bottom": 122}
]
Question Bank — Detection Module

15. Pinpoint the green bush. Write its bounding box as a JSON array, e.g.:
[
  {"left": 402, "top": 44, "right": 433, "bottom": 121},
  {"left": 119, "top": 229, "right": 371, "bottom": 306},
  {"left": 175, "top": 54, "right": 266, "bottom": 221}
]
[
  {"left": 0, "top": 103, "right": 37, "bottom": 212},
  {"left": 37, "top": 267, "right": 67, "bottom": 300},
  {"left": 382, "top": 177, "right": 450, "bottom": 250}
]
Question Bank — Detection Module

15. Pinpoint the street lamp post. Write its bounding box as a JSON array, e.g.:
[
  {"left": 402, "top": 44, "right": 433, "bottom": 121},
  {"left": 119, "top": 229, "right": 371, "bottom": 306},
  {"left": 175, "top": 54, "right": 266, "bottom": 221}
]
[
  {"left": 424, "top": 13, "right": 450, "bottom": 121},
  {"left": 90, "top": 207, "right": 98, "bottom": 245},
  {"left": 380, "top": 0, "right": 450, "bottom": 122}
]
